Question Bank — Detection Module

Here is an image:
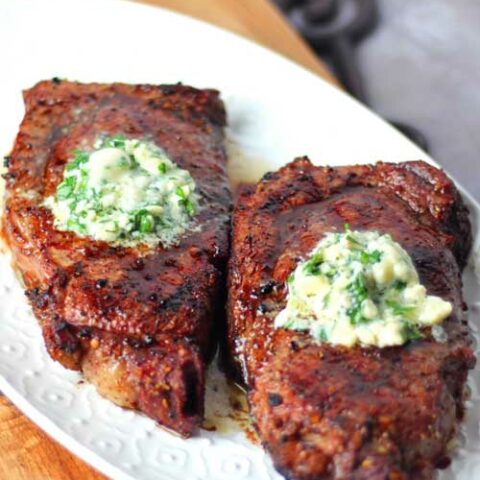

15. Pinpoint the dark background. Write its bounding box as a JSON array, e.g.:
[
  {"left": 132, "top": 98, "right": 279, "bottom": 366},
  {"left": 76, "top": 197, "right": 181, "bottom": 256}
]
[
  {"left": 278, "top": 0, "right": 480, "bottom": 201},
  {"left": 360, "top": 0, "right": 480, "bottom": 201}
]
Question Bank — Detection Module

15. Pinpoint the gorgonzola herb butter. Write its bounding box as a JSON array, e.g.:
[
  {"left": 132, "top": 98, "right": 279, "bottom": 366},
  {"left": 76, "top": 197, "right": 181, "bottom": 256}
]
[
  {"left": 44, "top": 135, "right": 199, "bottom": 246},
  {"left": 275, "top": 227, "right": 453, "bottom": 348}
]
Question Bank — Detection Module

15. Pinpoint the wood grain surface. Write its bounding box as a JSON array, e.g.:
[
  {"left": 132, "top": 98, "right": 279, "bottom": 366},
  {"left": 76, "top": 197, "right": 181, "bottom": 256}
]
[
  {"left": 135, "top": 0, "right": 339, "bottom": 83},
  {"left": 0, "top": 1, "right": 337, "bottom": 478},
  {"left": 0, "top": 396, "right": 104, "bottom": 480}
]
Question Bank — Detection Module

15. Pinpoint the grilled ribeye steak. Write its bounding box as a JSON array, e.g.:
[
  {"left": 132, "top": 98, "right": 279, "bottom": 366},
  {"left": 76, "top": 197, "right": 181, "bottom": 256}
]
[
  {"left": 227, "top": 158, "right": 474, "bottom": 479},
  {"left": 2, "top": 79, "right": 231, "bottom": 436}
]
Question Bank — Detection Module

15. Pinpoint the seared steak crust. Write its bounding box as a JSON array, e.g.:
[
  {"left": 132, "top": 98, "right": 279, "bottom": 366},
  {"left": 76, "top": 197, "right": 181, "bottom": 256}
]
[
  {"left": 2, "top": 79, "right": 231, "bottom": 436},
  {"left": 227, "top": 158, "right": 474, "bottom": 479}
]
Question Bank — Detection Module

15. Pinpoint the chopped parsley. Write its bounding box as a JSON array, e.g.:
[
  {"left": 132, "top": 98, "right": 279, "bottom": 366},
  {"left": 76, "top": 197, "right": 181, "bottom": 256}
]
[
  {"left": 392, "top": 280, "right": 407, "bottom": 291},
  {"left": 65, "top": 150, "right": 89, "bottom": 172},
  {"left": 360, "top": 249, "right": 382, "bottom": 265},
  {"left": 385, "top": 300, "right": 415, "bottom": 317},
  {"left": 403, "top": 323, "right": 422, "bottom": 341},
  {"left": 103, "top": 134, "right": 126, "bottom": 149},
  {"left": 303, "top": 252, "right": 323, "bottom": 275},
  {"left": 347, "top": 275, "right": 369, "bottom": 325}
]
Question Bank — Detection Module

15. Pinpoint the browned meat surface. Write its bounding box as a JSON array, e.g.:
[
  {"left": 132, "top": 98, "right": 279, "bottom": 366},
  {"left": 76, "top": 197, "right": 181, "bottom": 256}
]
[
  {"left": 227, "top": 158, "right": 475, "bottom": 479},
  {"left": 2, "top": 79, "right": 231, "bottom": 437}
]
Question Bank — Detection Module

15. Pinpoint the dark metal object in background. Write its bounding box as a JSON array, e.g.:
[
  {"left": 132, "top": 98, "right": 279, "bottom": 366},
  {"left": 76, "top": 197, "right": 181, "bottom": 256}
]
[{"left": 274, "top": 0, "right": 429, "bottom": 152}]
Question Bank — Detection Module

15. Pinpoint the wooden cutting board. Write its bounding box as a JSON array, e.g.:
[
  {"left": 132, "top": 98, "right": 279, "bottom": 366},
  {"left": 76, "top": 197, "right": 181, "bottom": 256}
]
[{"left": 0, "top": 1, "right": 337, "bottom": 478}]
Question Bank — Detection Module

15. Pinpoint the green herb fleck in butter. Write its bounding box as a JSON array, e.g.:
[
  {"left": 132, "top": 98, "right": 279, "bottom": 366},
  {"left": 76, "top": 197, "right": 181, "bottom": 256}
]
[
  {"left": 44, "top": 135, "right": 199, "bottom": 247},
  {"left": 275, "top": 227, "right": 452, "bottom": 347}
]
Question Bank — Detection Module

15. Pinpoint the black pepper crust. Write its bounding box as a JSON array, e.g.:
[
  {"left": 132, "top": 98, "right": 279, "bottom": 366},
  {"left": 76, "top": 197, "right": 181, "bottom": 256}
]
[
  {"left": 2, "top": 79, "right": 232, "bottom": 437},
  {"left": 227, "top": 157, "right": 475, "bottom": 479}
]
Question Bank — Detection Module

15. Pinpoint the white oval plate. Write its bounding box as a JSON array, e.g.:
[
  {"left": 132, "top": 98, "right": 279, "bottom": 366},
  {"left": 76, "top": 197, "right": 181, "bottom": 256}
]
[{"left": 1, "top": 1, "right": 479, "bottom": 479}]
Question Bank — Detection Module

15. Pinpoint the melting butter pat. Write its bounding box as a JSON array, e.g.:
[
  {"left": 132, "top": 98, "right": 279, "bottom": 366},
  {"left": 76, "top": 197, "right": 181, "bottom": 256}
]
[{"left": 275, "top": 229, "right": 452, "bottom": 348}]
